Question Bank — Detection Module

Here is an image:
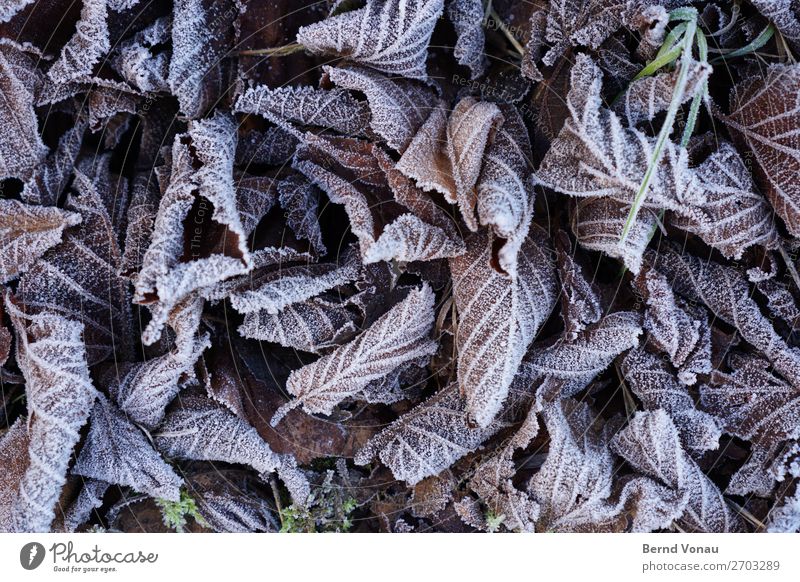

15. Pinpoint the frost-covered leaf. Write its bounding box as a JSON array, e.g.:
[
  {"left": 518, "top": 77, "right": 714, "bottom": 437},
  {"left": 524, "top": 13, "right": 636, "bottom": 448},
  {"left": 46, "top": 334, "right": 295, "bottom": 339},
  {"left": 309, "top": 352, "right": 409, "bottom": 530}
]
[
  {"left": 447, "top": 0, "right": 487, "bottom": 79},
  {"left": 756, "top": 277, "right": 800, "bottom": 327},
  {"left": 277, "top": 175, "right": 327, "bottom": 256},
  {"left": 73, "top": 394, "right": 183, "bottom": 501},
  {"left": 554, "top": 230, "right": 601, "bottom": 339},
  {"left": 529, "top": 399, "right": 616, "bottom": 532},
  {"left": 0, "top": 419, "right": 29, "bottom": 529},
  {"left": 135, "top": 113, "right": 251, "bottom": 345},
  {"left": 107, "top": 334, "right": 210, "bottom": 430},
  {"left": 4, "top": 300, "right": 98, "bottom": 532},
  {"left": 229, "top": 250, "right": 359, "bottom": 315},
  {"left": 724, "top": 64, "right": 800, "bottom": 236},
  {"left": 671, "top": 143, "right": 778, "bottom": 260},
  {"left": 235, "top": 84, "right": 371, "bottom": 136},
  {"left": 236, "top": 126, "right": 298, "bottom": 167},
  {"left": 0, "top": 0, "right": 34, "bottom": 23},
  {"left": 571, "top": 196, "right": 657, "bottom": 274},
  {"left": 0, "top": 40, "right": 47, "bottom": 181},
  {"left": 476, "top": 104, "right": 536, "bottom": 276},
  {"left": 450, "top": 228, "right": 557, "bottom": 427},
  {"left": 18, "top": 168, "right": 133, "bottom": 364},
  {"left": 47, "top": 0, "right": 109, "bottom": 83},
  {"left": 535, "top": 54, "right": 707, "bottom": 227},
  {"left": 120, "top": 175, "right": 159, "bottom": 278},
  {"left": 636, "top": 268, "right": 711, "bottom": 384},
  {"left": 523, "top": 311, "right": 642, "bottom": 398},
  {"left": 239, "top": 296, "right": 359, "bottom": 353},
  {"left": 355, "top": 376, "right": 535, "bottom": 485},
  {"left": 701, "top": 354, "right": 800, "bottom": 446},
  {"left": 445, "top": 97, "right": 504, "bottom": 230},
  {"left": 112, "top": 17, "right": 170, "bottom": 93},
  {"left": 168, "top": 0, "right": 239, "bottom": 118},
  {"left": 296, "top": 0, "right": 444, "bottom": 81},
  {"left": 543, "top": 0, "right": 625, "bottom": 66},
  {"left": 622, "top": 348, "right": 721, "bottom": 454},
  {"left": 294, "top": 134, "right": 463, "bottom": 263},
  {"left": 396, "top": 105, "right": 455, "bottom": 198},
  {"left": 55, "top": 478, "right": 109, "bottom": 533},
  {"left": 154, "top": 396, "right": 310, "bottom": 505},
  {"left": 234, "top": 173, "right": 278, "bottom": 236},
  {"left": 187, "top": 471, "right": 278, "bottom": 533},
  {"left": 751, "top": 1, "right": 800, "bottom": 54},
  {"left": 271, "top": 283, "right": 437, "bottom": 424},
  {"left": 0, "top": 200, "right": 81, "bottom": 284},
  {"left": 323, "top": 64, "right": 438, "bottom": 152},
  {"left": 646, "top": 247, "right": 800, "bottom": 383},
  {"left": 612, "top": 60, "right": 709, "bottom": 126},
  {"left": 611, "top": 409, "right": 743, "bottom": 532},
  {"left": 21, "top": 118, "right": 86, "bottom": 206}
]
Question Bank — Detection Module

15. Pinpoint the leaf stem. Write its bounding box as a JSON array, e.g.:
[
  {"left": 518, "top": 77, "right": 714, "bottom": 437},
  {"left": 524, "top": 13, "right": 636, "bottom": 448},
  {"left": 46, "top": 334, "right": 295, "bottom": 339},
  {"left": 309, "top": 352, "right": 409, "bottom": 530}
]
[{"left": 620, "top": 11, "right": 697, "bottom": 243}]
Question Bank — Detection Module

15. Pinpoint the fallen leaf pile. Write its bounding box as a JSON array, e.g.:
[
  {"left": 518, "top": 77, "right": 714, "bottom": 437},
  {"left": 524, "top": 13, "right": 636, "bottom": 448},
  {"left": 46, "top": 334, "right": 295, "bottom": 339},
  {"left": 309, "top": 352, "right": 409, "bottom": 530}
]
[{"left": 0, "top": 0, "right": 799, "bottom": 533}]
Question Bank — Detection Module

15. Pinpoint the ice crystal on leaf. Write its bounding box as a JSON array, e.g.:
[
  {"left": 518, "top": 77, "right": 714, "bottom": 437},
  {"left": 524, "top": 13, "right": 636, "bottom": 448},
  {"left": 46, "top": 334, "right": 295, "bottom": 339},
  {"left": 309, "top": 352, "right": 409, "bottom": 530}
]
[
  {"left": 355, "top": 376, "right": 535, "bottom": 485},
  {"left": 47, "top": 0, "right": 110, "bottom": 84},
  {"left": 450, "top": 227, "right": 557, "bottom": 427},
  {"left": 701, "top": 354, "right": 800, "bottom": 446},
  {"left": 636, "top": 268, "right": 711, "bottom": 385},
  {"left": 168, "top": 0, "right": 239, "bottom": 118},
  {"left": 296, "top": 0, "right": 445, "bottom": 81},
  {"left": 0, "top": 40, "right": 47, "bottom": 182},
  {"left": 271, "top": 283, "right": 437, "bottom": 424},
  {"left": 106, "top": 334, "right": 210, "bottom": 431},
  {"left": 135, "top": 112, "right": 251, "bottom": 345},
  {"left": 17, "top": 168, "right": 133, "bottom": 365},
  {"left": 294, "top": 133, "right": 464, "bottom": 264},
  {"left": 622, "top": 348, "right": 721, "bottom": 454},
  {"left": 612, "top": 60, "right": 709, "bottom": 126},
  {"left": 154, "top": 396, "right": 310, "bottom": 505},
  {"left": 646, "top": 246, "right": 800, "bottom": 383},
  {"left": 0, "top": 200, "right": 81, "bottom": 284},
  {"left": 238, "top": 296, "right": 359, "bottom": 354},
  {"left": 447, "top": 0, "right": 487, "bottom": 79},
  {"left": 523, "top": 311, "right": 642, "bottom": 398},
  {"left": 73, "top": 394, "right": 183, "bottom": 501},
  {"left": 323, "top": 65, "right": 438, "bottom": 152},
  {"left": 612, "top": 409, "right": 743, "bottom": 532},
  {"left": 3, "top": 299, "right": 98, "bottom": 532},
  {"left": 277, "top": 175, "right": 327, "bottom": 256},
  {"left": 554, "top": 230, "right": 602, "bottom": 339},
  {"left": 542, "top": 0, "right": 625, "bottom": 66},
  {"left": 235, "top": 84, "right": 371, "bottom": 137},
  {"left": 671, "top": 143, "right": 778, "bottom": 260}
]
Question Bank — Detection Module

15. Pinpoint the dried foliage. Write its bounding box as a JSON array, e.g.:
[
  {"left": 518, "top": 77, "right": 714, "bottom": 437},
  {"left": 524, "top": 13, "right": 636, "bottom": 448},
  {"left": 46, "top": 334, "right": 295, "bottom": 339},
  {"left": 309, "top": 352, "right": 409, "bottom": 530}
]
[{"left": 0, "top": 0, "right": 798, "bottom": 534}]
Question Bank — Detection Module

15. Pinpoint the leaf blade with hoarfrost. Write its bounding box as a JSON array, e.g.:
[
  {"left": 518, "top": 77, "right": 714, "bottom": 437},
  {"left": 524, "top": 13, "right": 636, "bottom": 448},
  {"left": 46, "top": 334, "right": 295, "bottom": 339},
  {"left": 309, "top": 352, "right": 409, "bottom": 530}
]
[
  {"left": 450, "top": 228, "right": 557, "bottom": 427},
  {"left": 272, "top": 283, "right": 437, "bottom": 424},
  {"left": 296, "top": 0, "right": 444, "bottom": 81}
]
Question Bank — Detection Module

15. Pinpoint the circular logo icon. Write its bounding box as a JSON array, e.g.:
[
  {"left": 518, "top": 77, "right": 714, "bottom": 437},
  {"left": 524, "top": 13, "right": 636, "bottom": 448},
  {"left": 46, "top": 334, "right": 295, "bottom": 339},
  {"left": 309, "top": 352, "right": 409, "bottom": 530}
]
[{"left": 20, "top": 542, "right": 46, "bottom": 570}]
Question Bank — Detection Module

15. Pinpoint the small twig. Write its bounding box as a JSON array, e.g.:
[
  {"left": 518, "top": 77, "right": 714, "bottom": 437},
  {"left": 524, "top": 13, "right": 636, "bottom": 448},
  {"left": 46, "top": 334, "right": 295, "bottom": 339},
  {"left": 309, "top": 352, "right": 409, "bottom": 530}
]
[
  {"left": 777, "top": 241, "right": 800, "bottom": 292},
  {"left": 238, "top": 42, "right": 305, "bottom": 57},
  {"left": 489, "top": 8, "right": 525, "bottom": 58},
  {"left": 270, "top": 475, "right": 285, "bottom": 528}
]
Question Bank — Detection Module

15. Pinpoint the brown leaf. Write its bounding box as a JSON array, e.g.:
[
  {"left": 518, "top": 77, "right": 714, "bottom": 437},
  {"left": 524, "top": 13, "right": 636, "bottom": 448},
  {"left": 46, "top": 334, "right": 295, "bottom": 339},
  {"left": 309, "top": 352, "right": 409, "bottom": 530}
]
[
  {"left": 724, "top": 64, "right": 800, "bottom": 236},
  {"left": 450, "top": 227, "right": 557, "bottom": 427},
  {"left": 271, "top": 283, "right": 437, "bottom": 424},
  {"left": 0, "top": 200, "right": 81, "bottom": 284}
]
